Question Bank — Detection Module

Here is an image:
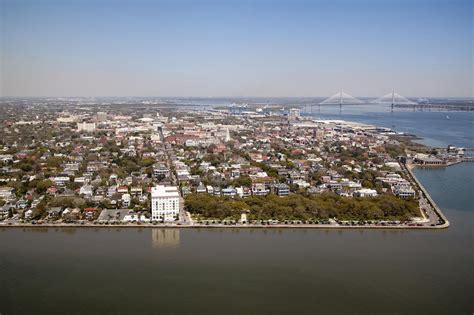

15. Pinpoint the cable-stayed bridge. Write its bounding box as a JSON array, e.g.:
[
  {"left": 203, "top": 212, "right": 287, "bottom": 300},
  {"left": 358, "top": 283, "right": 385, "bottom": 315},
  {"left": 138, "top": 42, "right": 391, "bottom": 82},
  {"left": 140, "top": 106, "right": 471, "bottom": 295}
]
[
  {"left": 224, "top": 93, "right": 473, "bottom": 114},
  {"left": 307, "top": 91, "right": 418, "bottom": 111}
]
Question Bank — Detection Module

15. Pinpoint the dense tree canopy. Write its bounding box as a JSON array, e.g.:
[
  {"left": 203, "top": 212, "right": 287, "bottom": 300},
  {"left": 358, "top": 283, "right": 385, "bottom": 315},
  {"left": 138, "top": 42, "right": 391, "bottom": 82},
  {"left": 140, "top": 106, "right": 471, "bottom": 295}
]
[{"left": 185, "top": 193, "right": 419, "bottom": 221}]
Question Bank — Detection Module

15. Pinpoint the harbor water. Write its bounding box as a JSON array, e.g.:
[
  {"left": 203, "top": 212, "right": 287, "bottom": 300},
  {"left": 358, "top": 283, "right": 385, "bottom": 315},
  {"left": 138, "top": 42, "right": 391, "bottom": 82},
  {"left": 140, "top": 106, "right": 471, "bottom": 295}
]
[{"left": 1, "top": 105, "right": 473, "bottom": 314}]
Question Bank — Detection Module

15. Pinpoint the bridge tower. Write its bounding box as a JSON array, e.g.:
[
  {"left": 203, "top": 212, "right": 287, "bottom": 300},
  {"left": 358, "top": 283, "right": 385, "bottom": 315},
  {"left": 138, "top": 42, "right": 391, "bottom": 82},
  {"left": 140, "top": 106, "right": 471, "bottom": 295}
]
[
  {"left": 373, "top": 91, "right": 416, "bottom": 111},
  {"left": 339, "top": 91, "right": 343, "bottom": 111},
  {"left": 391, "top": 90, "right": 395, "bottom": 112},
  {"left": 319, "top": 92, "right": 364, "bottom": 110}
]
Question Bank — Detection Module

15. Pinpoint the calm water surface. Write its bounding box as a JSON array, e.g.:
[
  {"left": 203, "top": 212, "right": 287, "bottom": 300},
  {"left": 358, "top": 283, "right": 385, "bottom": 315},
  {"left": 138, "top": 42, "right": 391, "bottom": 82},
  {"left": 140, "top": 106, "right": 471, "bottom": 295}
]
[
  {"left": 304, "top": 104, "right": 474, "bottom": 148},
  {"left": 1, "top": 107, "right": 473, "bottom": 315}
]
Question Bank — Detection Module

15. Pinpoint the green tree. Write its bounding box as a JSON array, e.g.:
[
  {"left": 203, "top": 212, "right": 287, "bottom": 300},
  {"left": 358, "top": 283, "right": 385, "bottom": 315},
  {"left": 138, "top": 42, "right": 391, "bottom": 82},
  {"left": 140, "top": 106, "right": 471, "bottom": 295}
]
[
  {"left": 36, "top": 179, "right": 54, "bottom": 193},
  {"left": 139, "top": 157, "right": 156, "bottom": 167}
]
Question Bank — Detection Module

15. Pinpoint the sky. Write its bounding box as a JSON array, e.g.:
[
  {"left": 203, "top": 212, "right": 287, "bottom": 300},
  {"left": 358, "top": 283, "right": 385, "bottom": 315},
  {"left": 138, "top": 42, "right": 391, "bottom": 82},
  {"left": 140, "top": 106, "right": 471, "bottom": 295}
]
[{"left": 0, "top": 0, "right": 472, "bottom": 98}]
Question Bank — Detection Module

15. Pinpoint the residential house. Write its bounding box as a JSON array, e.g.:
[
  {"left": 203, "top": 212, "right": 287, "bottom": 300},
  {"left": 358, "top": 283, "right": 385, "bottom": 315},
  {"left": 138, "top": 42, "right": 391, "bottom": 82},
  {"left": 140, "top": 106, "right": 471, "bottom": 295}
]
[
  {"left": 252, "top": 183, "right": 269, "bottom": 196},
  {"left": 0, "top": 187, "right": 15, "bottom": 200},
  {"left": 122, "top": 194, "right": 131, "bottom": 208},
  {"left": 354, "top": 189, "right": 378, "bottom": 197},
  {"left": 52, "top": 174, "right": 70, "bottom": 186},
  {"left": 196, "top": 182, "right": 207, "bottom": 193},
  {"left": 47, "top": 207, "right": 62, "bottom": 220},
  {"left": 222, "top": 187, "right": 237, "bottom": 197},
  {"left": 79, "top": 184, "right": 94, "bottom": 197},
  {"left": 84, "top": 207, "right": 98, "bottom": 221},
  {"left": 274, "top": 183, "right": 290, "bottom": 196},
  {"left": 130, "top": 187, "right": 143, "bottom": 196}
]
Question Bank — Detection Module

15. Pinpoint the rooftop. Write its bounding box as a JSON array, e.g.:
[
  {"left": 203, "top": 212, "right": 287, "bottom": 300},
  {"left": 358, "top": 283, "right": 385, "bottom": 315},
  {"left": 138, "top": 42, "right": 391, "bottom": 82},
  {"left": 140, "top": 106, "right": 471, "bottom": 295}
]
[{"left": 151, "top": 185, "right": 179, "bottom": 198}]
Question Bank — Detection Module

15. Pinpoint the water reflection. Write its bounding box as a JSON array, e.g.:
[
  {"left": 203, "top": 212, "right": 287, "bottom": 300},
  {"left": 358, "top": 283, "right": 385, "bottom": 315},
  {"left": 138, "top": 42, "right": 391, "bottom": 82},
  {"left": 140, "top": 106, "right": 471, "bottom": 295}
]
[{"left": 151, "top": 228, "right": 180, "bottom": 248}]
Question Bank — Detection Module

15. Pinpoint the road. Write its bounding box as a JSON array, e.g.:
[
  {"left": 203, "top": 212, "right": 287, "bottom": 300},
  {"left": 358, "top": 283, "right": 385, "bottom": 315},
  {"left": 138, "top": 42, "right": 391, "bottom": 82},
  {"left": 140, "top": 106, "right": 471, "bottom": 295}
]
[{"left": 401, "top": 162, "right": 446, "bottom": 227}]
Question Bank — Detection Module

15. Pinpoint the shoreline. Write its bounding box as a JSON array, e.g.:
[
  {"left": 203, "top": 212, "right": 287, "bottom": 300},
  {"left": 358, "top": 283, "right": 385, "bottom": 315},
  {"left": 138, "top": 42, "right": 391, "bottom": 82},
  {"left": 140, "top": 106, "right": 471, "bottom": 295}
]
[
  {"left": 0, "top": 223, "right": 450, "bottom": 230},
  {"left": 404, "top": 163, "right": 450, "bottom": 228}
]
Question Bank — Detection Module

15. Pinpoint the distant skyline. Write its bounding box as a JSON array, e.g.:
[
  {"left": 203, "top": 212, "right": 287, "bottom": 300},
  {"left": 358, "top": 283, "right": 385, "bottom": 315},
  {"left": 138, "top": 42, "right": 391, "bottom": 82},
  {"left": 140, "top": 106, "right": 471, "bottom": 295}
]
[{"left": 1, "top": 0, "right": 473, "bottom": 98}]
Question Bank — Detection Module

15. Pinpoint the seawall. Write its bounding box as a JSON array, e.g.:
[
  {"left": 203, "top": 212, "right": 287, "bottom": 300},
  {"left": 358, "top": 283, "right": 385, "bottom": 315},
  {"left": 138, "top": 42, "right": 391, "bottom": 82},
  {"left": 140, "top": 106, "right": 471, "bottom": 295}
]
[{"left": 405, "top": 163, "right": 450, "bottom": 229}]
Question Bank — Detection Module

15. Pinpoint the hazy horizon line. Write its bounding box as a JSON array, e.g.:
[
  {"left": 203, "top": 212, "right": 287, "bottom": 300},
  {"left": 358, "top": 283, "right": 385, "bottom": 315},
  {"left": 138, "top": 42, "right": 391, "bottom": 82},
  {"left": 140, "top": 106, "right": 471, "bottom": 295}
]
[{"left": 1, "top": 95, "right": 473, "bottom": 100}]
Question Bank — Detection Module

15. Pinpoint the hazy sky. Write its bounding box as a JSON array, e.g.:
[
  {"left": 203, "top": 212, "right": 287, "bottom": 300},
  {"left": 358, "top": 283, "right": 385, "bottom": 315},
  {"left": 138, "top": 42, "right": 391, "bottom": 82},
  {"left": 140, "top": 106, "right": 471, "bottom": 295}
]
[{"left": 1, "top": 0, "right": 472, "bottom": 97}]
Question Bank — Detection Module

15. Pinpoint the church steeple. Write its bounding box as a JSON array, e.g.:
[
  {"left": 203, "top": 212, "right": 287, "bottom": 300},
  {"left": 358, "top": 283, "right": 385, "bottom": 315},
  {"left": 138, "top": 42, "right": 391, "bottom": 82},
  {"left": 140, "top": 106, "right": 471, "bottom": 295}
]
[{"left": 225, "top": 128, "right": 231, "bottom": 142}]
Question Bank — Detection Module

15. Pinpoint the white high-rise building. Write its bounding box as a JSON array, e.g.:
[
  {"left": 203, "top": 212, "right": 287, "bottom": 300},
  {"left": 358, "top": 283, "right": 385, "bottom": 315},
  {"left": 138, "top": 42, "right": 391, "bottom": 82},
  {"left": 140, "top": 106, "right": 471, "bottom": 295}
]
[
  {"left": 151, "top": 185, "right": 180, "bottom": 221},
  {"left": 288, "top": 108, "right": 301, "bottom": 120},
  {"left": 77, "top": 122, "right": 96, "bottom": 132},
  {"left": 224, "top": 128, "right": 231, "bottom": 142},
  {"left": 96, "top": 112, "right": 107, "bottom": 122}
]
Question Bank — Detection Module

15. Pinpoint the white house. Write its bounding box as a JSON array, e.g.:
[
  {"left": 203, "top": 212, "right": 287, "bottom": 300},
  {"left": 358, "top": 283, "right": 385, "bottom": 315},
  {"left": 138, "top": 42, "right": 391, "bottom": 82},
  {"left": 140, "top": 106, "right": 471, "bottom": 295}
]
[
  {"left": 0, "top": 154, "right": 14, "bottom": 163},
  {"left": 24, "top": 209, "right": 33, "bottom": 220},
  {"left": 354, "top": 188, "right": 378, "bottom": 197},
  {"left": 393, "top": 186, "right": 416, "bottom": 198},
  {"left": 206, "top": 185, "right": 214, "bottom": 194},
  {"left": 74, "top": 176, "right": 86, "bottom": 184},
  {"left": 151, "top": 185, "right": 180, "bottom": 222},
  {"left": 252, "top": 183, "right": 269, "bottom": 196},
  {"left": 77, "top": 122, "right": 96, "bottom": 133},
  {"left": 79, "top": 184, "right": 93, "bottom": 197},
  {"left": 196, "top": 182, "right": 207, "bottom": 193},
  {"left": 288, "top": 108, "right": 301, "bottom": 120},
  {"left": 122, "top": 193, "right": 131, "bottom": 208},
  {"left": 123, "top": 213, "right": 149, "bottom": 222},
  {"left": 0, "top": 187, "right": 15, "bottom": 200},
  {"left": 52, "top": 174, "right": 70, "bottom": 186}
]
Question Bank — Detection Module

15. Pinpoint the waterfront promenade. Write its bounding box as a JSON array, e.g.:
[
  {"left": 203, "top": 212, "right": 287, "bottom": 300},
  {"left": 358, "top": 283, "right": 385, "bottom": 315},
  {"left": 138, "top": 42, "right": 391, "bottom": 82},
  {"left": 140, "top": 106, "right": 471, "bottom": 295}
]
[
  {"left": 403, "top": 163, "right": 450, "bottom": 228},
  {"left": 0, "top": 222, "right": 451, "bottom": 229}
]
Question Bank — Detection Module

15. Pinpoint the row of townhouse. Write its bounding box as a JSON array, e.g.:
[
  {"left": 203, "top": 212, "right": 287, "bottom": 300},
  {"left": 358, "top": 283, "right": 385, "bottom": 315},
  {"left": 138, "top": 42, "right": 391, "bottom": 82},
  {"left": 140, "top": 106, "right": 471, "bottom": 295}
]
[{"left": 191, "top": 182, "right": 290, "bottom": 198}]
